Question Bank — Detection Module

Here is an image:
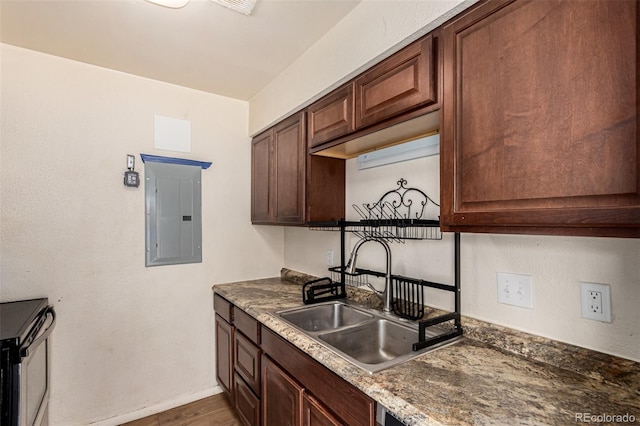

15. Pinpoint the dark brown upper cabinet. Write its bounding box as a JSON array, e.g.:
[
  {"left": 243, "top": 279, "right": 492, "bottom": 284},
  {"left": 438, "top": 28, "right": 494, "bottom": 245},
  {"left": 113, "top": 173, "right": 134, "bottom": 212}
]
[
  {"left": 252, "top": 111, "right": 345, "bottom": 225},
  {"left": 307, "top": 83, "right": 355, "bottom": 149},
  {"left": 355, "top": 33, "right": 437, "bottom": 130},
  {"left": 251, "top": 112, "right": 306, "bottom": 225},
  {"left": 307, "top": 31, "right": 440, "bottom": 158},
  {"left": 440, "top": 0, "right": 640, "bottom": 237},
  {"left": 251, "top": 130, "right": 273, "bottom": 224}
]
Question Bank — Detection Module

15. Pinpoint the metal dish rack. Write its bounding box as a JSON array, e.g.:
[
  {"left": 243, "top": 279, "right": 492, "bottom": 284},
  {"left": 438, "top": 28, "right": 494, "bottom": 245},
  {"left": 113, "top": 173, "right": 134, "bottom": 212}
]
[{"left": 309, "top": 178, "right": 463, "bottom": 351}]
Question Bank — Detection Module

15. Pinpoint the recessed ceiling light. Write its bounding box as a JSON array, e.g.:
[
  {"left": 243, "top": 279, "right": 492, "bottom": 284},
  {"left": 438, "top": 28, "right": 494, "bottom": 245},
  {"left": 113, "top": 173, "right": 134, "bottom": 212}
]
[
  {"left": 146, "top": 0, "right": 190, "bottom": 8},
  {"left": 211, "top": 0, "right": 257, "bottom": 15},
  {"left": 146, "top": 0, "right": 257, "bottom": 15}
]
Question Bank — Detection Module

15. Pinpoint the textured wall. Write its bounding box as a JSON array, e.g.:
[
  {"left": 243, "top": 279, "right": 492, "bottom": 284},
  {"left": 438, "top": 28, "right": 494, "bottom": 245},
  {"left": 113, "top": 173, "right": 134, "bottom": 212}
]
[
  {"left": 0, "top": 44, "right": 284, "bottom": 425},
  {"left": 248, "top": 0, "right": 475, "bottom": 135}
]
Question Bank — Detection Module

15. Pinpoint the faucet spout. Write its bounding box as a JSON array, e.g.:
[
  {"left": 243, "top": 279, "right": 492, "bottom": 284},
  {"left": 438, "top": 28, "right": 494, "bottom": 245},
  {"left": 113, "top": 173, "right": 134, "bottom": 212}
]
[{"left": 346, "top": 237, "right": 393, "bottom": 313}]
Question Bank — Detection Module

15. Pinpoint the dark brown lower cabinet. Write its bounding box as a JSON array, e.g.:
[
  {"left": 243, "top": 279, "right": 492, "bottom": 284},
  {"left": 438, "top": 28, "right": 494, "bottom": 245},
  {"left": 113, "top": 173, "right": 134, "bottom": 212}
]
[
  {"left": 302, "top": 393, "right": 342, "bottom": 426},
  {"left": 215, "top": 296, "right": 375, "bottom": 426},
  {"left": 262, "top": 355, "right": 303, "bottom": 426},
  {"left": 215, "top": 314, "right": 234, "bottom": 398},
  {"left": 236, "top": 372, "right": 261, "bottom": 426},
  {"left": 261, "top": 327, "right": 375, "bottom": 426}
]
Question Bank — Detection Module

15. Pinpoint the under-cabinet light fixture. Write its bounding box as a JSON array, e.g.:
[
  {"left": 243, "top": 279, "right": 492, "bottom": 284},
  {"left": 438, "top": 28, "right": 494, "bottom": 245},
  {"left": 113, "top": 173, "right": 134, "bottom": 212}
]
[{"left": 357, "top": 134, "right": 440, "bottom": 170}]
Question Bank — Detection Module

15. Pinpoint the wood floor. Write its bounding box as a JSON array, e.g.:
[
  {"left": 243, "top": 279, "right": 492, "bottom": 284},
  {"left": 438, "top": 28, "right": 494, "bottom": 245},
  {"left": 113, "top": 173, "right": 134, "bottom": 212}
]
[{"left": 121, "top": 393, "right": 242, "bottom": 426}]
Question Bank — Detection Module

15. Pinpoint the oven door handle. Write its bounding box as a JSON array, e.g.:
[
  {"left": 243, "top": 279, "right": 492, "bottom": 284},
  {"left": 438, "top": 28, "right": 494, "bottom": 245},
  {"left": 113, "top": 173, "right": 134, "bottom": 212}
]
[{"left": 20, "top": 306, "right": 56, "bottom": 358}]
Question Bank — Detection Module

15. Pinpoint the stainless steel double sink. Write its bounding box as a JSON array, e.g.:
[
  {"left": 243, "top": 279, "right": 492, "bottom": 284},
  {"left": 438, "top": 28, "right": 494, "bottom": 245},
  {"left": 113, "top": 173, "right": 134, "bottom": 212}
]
[{"left": 275, "top": 301, "right": 457, "bottom": 373}]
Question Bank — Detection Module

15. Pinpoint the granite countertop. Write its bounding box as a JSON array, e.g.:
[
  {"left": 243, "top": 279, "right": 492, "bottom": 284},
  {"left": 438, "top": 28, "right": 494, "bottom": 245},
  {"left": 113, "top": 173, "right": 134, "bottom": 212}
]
[{"left": 213, "top": 269, "right": 640, "bottom": 426}]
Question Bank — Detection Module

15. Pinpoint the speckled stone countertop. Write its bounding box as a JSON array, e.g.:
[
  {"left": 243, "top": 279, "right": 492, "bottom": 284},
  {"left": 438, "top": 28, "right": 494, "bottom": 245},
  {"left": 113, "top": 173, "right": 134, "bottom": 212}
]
[{"left": 213, "top": 269, "right": 640, "bottom": 426}]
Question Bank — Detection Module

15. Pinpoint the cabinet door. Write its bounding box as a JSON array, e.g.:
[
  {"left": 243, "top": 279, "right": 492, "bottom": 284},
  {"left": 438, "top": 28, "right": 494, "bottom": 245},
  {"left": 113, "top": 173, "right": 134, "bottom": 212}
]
[
  {"left": 307, "top": 84, "right": 355, "bottom": 148},
  {"left": 262, "top": 355, "right": 303, "bottom": 426},
  {"left": 272, "top": 112, "right": 306, "bottom": 224},
  {"left": 302, "top": 393, "right": 343, "bottom": 426},
  {"left": 441, "top": 0, "right": 640, "bottom": 237},
  {"left": 251, "top": 130, "right": 273, "bottom": 223},
  {"left": 355, "top": 34, "right": 436, "bottom": 129},
  {"left": 236, "top": 373, "right": 261, "bottom": 426},
  {"left": 215, "top": 315, "right": 234, "bottom": 397}
]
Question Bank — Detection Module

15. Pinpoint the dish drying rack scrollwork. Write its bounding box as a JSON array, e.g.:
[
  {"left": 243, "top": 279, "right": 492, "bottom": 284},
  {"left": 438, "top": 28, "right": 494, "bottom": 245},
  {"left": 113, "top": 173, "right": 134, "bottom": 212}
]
[{"left": 310, "top": 178, "right": 443, "bottom": 242}]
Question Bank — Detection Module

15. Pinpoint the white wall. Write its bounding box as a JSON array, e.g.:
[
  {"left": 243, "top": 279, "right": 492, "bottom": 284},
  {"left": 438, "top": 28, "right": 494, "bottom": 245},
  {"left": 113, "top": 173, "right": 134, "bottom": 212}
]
[
  {"left": 0, "top": 44, "right": 284, "bottom": 425},
  {"left": 248, "top": 0, "right": 475, "bottom": 135},
  {"left": 284, "top": 157, "right": 640, "bottom": 362}
]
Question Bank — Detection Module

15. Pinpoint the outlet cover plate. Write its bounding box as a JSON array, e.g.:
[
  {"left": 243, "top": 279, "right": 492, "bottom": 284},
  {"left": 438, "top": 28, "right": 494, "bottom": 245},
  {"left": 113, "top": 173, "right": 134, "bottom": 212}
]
[
  {"left": 580, "top": 282, "right": 612, "bottom": 323},
  {"left": 497, "top": 273, "right": 533, "bottom": 309},
  {"left": 326, "top": 249, "right": 334, "bottom": 267}
]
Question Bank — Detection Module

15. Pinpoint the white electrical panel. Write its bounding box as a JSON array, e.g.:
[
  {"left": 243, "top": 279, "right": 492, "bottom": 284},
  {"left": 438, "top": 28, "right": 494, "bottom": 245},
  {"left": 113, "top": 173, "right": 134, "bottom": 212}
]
[{"left": 145, "top": 162, "right": 202, "bottom": 267}]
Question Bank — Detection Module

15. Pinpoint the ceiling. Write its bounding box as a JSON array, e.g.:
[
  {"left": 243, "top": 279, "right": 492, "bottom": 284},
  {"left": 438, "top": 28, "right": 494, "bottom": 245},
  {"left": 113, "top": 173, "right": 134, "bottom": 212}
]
[{"left": 0, "top": 0, "right": 361, "bottom": 100}]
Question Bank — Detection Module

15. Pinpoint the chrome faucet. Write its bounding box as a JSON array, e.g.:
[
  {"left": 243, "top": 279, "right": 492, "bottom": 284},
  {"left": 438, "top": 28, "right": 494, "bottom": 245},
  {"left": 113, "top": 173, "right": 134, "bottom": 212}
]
[{"left": 345, "top": 237, "right": 393, "bottom": 313}]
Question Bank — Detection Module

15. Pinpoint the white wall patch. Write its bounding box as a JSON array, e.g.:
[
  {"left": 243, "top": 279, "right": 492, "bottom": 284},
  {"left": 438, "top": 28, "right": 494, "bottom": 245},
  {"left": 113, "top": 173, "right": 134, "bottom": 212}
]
[{"left": 154, "top": 115, "right": 191, "bottom": 153}]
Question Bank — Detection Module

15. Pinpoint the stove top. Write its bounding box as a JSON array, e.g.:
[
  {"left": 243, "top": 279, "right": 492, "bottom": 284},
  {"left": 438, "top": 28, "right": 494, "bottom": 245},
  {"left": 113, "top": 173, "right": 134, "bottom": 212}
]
[{"left": 0, "top": 298, "right": 49, "bottom": 345}]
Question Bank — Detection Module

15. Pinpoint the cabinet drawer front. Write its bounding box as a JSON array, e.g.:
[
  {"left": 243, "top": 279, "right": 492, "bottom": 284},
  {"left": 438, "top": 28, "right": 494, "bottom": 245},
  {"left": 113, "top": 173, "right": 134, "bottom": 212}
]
[
  {"left": 235, "top": 308, "right": 260, "bottom": 344},
  {"left": 308, "top": 83, "right": 355, "bottom": 148},
  {"left": 235, "top": 332, "right": 262, "bottom": 396},
  {"left": 214, "top": 294, "right": 233, "bottom": 323},
  {"left": 235, "top": 373, "right": 261, "bottom": 426},
  {"left": 355, "top": 35, "right": 436, "bottom": 129},
  {"left": 261, "top": 327, "right": 375, "bottom": 426}
]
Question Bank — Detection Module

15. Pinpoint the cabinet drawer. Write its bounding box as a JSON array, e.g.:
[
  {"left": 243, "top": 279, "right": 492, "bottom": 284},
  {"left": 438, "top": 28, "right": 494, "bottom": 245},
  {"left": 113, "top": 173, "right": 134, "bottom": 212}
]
[
  {"left": 235, "top": 308, "right": 260, "bottom": 344},
  {"left": 235, "top": 373, "right": 261, "bottom": 426},
  {"left": 261, "top": 327, "right": 375, "bottom": 426},
  {"left": 214, "top": 294, "right": 233, "bottom": 323},
  {"left": 235, "top": 332, "right": 261, "bottom": 396}
]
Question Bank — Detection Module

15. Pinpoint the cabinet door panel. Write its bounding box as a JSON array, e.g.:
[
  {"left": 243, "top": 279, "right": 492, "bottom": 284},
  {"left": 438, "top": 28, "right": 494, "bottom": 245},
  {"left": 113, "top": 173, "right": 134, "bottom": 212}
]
[
  {"left": 273, "top": 113, "right": 306, "bottom": 224},
  {"left": 236, "top": 373, "right": 261, "bottom": 426},
  {"left": 251, "top": 131, "right": 272, "bottom": 223},
  {"left": 215, "top": 315, "right": 234, "bottom": 397},
  {"left": 302, "top": 393, "right": 343, "bottom": 426},
  {"left": 441, "top": 0, "right": 639, "bottom": 237},
  {"left": 308, "top": 84, "right": 355, "bottom": 148},
  {"left": 355, "top": 35, "right": 436, "bottom": 129},
  {"left": 235, "top": 332, "right": 261, "bottom": 396},
  {"left": 262, "top": 355, "right": 303, "bottom": 426}
]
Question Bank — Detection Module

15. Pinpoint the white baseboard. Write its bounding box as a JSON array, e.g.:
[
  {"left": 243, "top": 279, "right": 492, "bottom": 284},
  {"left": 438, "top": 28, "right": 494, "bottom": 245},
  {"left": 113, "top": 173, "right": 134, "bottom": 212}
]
[{"left": 90, "top": 386, "right": 223, "bottom": 426}]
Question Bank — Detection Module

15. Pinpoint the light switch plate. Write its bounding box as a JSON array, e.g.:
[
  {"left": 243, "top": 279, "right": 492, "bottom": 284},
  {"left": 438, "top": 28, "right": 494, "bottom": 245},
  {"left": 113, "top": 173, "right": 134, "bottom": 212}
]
[{"left": 497, "top": 272, "right": 533, "bottom": 309}]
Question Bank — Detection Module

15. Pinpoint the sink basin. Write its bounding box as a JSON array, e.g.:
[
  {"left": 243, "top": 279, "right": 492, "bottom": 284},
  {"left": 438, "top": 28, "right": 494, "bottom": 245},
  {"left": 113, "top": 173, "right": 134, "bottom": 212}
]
[
  {"left": 278, "top": 302, "right": 373, "bottom": 332},
  {"left": 318, "top": 319, "right": 416, "bottom": 365},
  {"left": 275, "top": 301, "right": 459, "bottom": 373}
]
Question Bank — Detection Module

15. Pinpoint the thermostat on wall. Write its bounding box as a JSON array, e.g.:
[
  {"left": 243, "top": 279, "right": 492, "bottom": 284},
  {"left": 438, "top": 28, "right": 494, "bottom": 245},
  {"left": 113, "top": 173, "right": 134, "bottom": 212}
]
[
  {"left": 124, "top": 170, "right": 139, "bottom": 187},
  {"left": 124, "top": 154, "right": 140, "bottom": 187}
]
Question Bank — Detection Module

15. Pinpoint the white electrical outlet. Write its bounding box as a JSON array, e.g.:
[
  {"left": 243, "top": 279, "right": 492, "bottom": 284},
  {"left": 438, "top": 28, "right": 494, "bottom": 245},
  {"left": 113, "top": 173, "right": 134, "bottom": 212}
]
[
  {"left": 326, "top": 249, "right": 334, "bottom": 266},
  {"left": 497, "top": 272, "right": 533, "bottom": 309},
  {"left": 580, "top": 282, "right": 611, "bottom": 322}
]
